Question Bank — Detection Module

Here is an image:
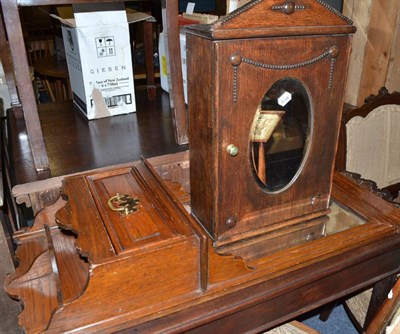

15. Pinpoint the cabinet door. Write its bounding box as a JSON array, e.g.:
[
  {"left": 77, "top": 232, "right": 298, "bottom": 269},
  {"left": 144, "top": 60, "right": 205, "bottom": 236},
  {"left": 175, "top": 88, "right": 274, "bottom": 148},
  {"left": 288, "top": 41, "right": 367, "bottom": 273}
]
[{"left": 214, "top": 35, "right": 351, "bottom": 240}]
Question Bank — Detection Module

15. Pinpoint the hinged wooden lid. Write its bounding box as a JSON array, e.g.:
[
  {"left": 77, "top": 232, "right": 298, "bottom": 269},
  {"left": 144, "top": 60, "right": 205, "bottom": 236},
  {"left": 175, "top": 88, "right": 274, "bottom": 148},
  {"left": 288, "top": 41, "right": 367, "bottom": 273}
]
[
  {"left": 186, "top": 0, "right": 356, "bottom": 39},
  {"left": 57, "top": 160, "right": 196, "bottom": 263}
]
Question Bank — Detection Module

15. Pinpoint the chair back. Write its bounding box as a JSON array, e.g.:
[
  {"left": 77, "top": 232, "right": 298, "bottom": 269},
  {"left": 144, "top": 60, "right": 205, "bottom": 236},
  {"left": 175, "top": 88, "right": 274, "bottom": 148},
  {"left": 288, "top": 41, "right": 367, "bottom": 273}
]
[
  {"left": 336, "top": 87, "right": 400, "bottom": 200},
  {"left": 25, "top": 32, "right": 55, "bottom": 67}
]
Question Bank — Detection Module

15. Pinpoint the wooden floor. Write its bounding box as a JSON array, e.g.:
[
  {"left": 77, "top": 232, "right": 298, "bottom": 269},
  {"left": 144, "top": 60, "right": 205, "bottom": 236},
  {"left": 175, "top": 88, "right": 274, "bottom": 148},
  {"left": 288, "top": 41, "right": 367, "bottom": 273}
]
[{"left": 5, "top": 86, "right": 189, "bottom": 187}]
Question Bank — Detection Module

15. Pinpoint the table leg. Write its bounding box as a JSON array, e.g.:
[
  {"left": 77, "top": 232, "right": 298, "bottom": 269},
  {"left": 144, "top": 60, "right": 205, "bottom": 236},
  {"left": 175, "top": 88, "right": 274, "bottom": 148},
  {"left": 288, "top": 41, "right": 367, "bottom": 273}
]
[{"left": 364, "top": 274, "right": 397, "bottom": 329}]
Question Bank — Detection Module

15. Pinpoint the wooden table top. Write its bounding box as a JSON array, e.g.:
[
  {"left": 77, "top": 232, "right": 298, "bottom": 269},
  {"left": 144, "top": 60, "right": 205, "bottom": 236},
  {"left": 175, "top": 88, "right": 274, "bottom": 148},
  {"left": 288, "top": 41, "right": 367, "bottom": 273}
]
[
  {"left": 33, "top": 55, "right": 69, "bottom": 79},
  {"left": 5, "top": 153, "right": 400, "bottom": 334},
  {"left": 5, "top": 87, "right": 188, "bottom": 186}
]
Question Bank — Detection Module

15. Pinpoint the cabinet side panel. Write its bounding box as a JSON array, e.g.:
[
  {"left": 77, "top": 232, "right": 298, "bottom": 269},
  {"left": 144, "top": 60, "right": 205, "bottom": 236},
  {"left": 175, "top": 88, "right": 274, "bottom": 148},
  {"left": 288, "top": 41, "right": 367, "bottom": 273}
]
[{"left": 187, "top": 34, "right": 215, "bottom": 235}]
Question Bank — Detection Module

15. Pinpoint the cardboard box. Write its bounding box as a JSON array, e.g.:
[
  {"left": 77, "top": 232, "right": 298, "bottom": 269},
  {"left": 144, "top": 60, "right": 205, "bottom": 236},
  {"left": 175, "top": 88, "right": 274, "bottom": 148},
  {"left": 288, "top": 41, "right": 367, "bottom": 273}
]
[
  {"left": 158, "top": 31, "right": 188, "bottom": 104},
  {"left": 52, "top": 5, "right": 150, "bottom": 120},
  {"left": 0, "top": 62, "right": 12, "bottom": 116},
  {"left": 158, "top": 11, "right": 217, "bottom": 105},
  {"left": 226, "top": 0, "right": 252, "bottom": 13}
]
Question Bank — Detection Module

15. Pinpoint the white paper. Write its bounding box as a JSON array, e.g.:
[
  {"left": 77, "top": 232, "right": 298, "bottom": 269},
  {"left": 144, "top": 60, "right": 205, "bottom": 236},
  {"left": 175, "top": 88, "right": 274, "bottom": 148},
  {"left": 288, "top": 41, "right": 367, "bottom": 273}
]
[
  {"left": 278, "top": 91, "right": 292, "bottom": 107},
  {"left": 186, "top": 3, "right": 195, "bottom": 15}
]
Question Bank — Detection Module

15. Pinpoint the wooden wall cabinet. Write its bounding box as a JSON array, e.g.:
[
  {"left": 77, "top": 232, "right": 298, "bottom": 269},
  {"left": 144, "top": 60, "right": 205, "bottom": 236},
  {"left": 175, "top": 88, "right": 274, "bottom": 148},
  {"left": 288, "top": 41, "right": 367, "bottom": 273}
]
[{"left": 186, "top": 0, "right": 355, "bottom": 245}]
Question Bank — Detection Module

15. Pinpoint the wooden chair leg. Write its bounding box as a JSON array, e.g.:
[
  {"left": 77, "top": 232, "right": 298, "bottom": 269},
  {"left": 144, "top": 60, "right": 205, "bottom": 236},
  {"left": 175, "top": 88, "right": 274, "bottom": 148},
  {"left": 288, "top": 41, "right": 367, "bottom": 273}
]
[
  {"left": 343, "top": 275, "right": 398, "bottom": 334},
  {"left": 42, "top": 79, "right": 56, "bottom": 102},
  {"left": 1, "top": 0, "right": 49, "bottom": 170},
  {"left": 319, "top": 302, "right": 337, "bottom": 322},
  {"left": 365, "top": 276, "right": 400, "bottom": 334},
  {"left": 343, "top": 301, "right": 365, "bottom": 333},
  {"left": 364, "top": 275, "right": 397, "bottom": 329},
  {"left": 143, "top": 20, "right": 156, "bottom": 101}
]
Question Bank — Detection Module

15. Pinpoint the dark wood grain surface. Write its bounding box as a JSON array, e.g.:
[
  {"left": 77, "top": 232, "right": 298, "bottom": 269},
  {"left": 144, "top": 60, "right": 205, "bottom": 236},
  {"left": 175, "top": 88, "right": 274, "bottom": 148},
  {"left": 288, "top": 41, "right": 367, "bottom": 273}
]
[
  {"left": 6, "top": 87, "right": 188, "bottom": 186},
  {"left": 34, "top": 56, "right": 69, "bottom": 79}
]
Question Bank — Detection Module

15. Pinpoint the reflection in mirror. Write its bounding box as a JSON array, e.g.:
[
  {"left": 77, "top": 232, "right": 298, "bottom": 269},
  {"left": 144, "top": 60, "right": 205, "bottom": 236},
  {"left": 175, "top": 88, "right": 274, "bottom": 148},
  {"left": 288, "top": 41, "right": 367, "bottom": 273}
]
[
  {"left": 325, "top": 202, "right": 366, "bottom": 235},
  {"left": 250, "top": 78, "right": 311, "bottom": 192},
  {"left": 223, "top": 201, "right": 366, "bottom": 262}
]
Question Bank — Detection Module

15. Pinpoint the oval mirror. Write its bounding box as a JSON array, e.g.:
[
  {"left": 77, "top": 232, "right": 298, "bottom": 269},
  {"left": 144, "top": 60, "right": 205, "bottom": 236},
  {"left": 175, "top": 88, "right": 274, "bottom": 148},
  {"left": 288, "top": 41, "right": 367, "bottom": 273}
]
[{"left": 250, "top": 78, "right": 311, "bottom": 192}]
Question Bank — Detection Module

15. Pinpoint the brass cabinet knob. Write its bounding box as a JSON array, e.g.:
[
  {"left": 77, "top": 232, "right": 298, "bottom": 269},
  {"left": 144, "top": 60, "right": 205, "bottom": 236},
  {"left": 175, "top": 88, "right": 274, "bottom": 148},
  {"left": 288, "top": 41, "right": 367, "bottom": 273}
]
[{"left": 226, "top": 144, "right": 239, "bottom": 157}]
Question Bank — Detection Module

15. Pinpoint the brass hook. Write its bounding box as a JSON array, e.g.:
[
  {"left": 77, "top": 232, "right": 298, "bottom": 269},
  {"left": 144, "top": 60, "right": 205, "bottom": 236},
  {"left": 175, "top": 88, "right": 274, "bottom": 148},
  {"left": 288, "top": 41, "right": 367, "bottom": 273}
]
[{"left": 108, "top": 193, "right": 140, "bottom": 216}]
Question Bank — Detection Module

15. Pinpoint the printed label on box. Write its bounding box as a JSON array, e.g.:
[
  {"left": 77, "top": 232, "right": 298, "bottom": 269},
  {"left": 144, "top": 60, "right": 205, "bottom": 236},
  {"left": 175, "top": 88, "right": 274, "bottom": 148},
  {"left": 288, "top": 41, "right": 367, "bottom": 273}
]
[
  {"left": 96, "top": 36, "right": 116, "bottom": 57},
  {"left": 60, "top": 9, "right": 136, "bottom": 119}
]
